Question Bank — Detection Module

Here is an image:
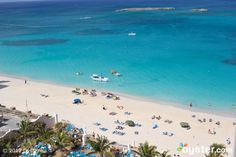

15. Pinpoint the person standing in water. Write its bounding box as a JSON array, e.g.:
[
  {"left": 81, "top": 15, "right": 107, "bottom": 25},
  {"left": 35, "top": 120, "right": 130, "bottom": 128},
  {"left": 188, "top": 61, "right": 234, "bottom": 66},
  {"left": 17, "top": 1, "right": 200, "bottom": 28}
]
[{"left": 189, "top": 102, "right": 193, "bottom": 108}]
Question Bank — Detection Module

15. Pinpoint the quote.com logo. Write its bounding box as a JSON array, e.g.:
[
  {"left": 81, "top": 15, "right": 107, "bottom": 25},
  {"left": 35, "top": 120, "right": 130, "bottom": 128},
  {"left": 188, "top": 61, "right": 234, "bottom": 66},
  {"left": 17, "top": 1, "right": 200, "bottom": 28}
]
[{"left": 177, "top": 143, "right": 233, "bottom": 155}]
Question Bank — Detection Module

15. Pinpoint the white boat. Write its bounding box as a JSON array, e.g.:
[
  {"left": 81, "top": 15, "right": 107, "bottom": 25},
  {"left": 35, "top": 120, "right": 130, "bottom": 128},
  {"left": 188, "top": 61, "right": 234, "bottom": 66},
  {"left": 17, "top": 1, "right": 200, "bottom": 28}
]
[
  {"left": 115, "top": 73, "right": 122, "bottom": 77},
  {"left": 128, "top": 32, "right": 136, "bottom": 36},
  {"left": 90, "top": 74, "right": 109, "bottom": 82},
  {"left": 192, "top": 8, "right": 208, "bottom": 12},
  {"left": 111, "top": 70, "right": 122, "bottom": 77},
  {"left": 79, "top": 16, "right": 92, "bottom": 20}
]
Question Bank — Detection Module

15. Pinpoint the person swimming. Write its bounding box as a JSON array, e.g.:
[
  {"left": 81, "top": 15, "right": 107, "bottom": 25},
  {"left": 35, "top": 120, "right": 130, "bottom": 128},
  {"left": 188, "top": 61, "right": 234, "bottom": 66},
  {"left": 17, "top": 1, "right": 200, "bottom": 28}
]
[{"left": 76, "top": 72, "right": 83, "bottom": 76}]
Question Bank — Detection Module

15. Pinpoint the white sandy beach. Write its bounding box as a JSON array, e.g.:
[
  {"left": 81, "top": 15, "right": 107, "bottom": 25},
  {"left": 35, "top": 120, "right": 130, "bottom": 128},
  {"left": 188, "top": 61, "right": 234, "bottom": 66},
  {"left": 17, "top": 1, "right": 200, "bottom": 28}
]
[{"left": 0, "top": 75, "right": 235, "bottom": 156}]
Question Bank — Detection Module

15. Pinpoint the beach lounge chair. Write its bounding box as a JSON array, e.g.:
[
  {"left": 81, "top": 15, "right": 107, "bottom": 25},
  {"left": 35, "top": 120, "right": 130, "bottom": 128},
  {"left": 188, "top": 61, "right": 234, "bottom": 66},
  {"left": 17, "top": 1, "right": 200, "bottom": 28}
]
[
  {"left": 99, "top": 127, "right": 108, "bottom": 131},
  {"left": 90, "top": 92, "right": 97, "bottom": 97},
  {"left": 169, "top": 133, "right": 174, "bottom": 136},
  {"left": 109, "top": 112, "right": 117, "bottom": 116},
  {"left": 198, "top": 119, "right": 203, "bottom": 123},
  {"left": 82, "top": 89, "right": 89, "bottom": 95},
  {"left": 116, "top": 125, "right": 124, "bottom": 130},
  {"left": 72, "top": 90, "right": 81, "bottom": 95},
  {"left": 156, "top": 115, "right": 161, "bottom": 120},
  {"left": 94, "top": 122, "right": 101, "bottom": 126},
  {"left": 124, "top": 112, "right": 131, "bottom": 115},
  {"left": 101, "top": 92, "right": 107, "bottom": 96},
  {"left": 113, "top": 96, "right": 120, "bottom": 100},
  {"left": 163, "top": 132, "right": 168, "bottom": 135},
  {"left": 106, "top": 95, "right": 113, "bottom": 99}
]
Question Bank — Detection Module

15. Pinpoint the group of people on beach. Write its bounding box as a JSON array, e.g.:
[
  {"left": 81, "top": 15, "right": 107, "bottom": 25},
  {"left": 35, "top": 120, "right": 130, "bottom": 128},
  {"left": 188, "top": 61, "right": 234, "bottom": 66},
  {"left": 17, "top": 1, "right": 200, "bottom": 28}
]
[{"left": 208, "top": 128, "right": 216, "bottom": 135}]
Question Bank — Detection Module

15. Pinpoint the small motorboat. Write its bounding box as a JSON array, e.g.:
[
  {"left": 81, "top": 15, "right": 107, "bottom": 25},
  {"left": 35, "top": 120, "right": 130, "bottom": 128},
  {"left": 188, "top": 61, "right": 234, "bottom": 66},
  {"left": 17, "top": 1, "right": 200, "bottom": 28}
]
[
  {"left": 128, "top": 32, "right": 136, "bottom": 36},
  {"left": 114, "top": 72, "right": 121, "bottom": 77},
  {"left": 90, "top": 74, "right": 109, "bottom": 82},
  {"left": 111, "top": 70, "right": 122, "bottom": 77},
  {"left": 192, "top": 8, "right": 208, "bottom": 12}
]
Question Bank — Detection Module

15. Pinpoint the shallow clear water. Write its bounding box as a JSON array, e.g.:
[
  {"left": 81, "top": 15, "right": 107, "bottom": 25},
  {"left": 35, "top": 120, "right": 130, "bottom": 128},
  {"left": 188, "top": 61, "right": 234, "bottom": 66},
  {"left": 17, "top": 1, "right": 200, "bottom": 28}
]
[{"left": 0, "top": 0, "right": 236, "bottom": 112}]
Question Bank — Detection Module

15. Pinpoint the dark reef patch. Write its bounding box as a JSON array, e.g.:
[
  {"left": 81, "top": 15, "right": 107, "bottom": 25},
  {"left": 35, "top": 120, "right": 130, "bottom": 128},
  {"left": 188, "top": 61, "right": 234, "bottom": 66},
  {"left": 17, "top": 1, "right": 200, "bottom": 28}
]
[
  {"left": 75, "top": 28, "right": 122, "bottom": 36},
  {"left": 2, "top": 39, "right": 68, "bottom": 46},
  {"left": 222, "top": 57, "right": 236, "bottom": 65}
]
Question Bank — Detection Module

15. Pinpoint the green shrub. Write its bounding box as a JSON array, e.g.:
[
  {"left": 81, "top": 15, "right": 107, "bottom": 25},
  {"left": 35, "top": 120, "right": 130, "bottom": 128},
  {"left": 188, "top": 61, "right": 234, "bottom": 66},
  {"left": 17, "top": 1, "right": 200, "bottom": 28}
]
[{"left": 125, "top": 120, "right": 135, "bottom": 127}]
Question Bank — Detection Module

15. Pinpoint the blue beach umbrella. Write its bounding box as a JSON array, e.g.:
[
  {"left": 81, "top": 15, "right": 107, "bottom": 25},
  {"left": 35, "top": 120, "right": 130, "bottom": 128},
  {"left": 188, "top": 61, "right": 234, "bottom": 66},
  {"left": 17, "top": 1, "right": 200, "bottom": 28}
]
[
  {"left": 152, "top": 123, "right": 158, "bottom": 129},
  {"left": 73, "top": 98, "right": 81, "bottom": 104}
]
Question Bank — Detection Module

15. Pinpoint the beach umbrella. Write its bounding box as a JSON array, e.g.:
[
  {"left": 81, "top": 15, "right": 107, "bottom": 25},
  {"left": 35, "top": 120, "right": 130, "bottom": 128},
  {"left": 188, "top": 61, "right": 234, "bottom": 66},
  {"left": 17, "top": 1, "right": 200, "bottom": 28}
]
[
  {"left": 73, "top": 98, "right": 81, "bottom": 104},
  {"left": 152, "top": 123, "right": 158, "bottom": 129}
]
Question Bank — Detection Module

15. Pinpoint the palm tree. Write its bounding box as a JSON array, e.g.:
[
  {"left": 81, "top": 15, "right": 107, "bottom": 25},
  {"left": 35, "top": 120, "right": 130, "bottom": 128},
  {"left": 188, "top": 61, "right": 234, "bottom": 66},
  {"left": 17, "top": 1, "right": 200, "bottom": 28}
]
[
  {"left": 53, "top": 131, "right": 72, "bottom": 151},
  {"left": 205, "top": 154, "right": 216, "bottom": 157},
  {"left": 17, "top": 120, "right": 36, "bottom": 141},
  {"left": 0, "top": 139, "right": 12, "bottom": 157},
  {"left": 133, "top": 142, "right": 159, "bottom": 157},
  {"left": 71, "top": 136, "right": 82, "bottom": 151},
  {"left": 158, "top": 150, "right": 171, "bottom": 157},
  {"left": 21, "top": 139, "right": 36, "bottom": 150},
  {"left": 205, "top": 143, "right": 227, "bottom": 157},
  {"left": 54, "top": 122, "right": 67, "bottom": 132},
  {"left": 43, "top": 131, "right": 72, "bottom": 156},
  {"left": 34, "top": 122, "right": 46, "bottom": 133},
  {"left": 87, "top": 134, "right": 115, "bottom": 157},
  {"left": 33, "top": 121, "right": 55, "bottom": 144},
  {"left": 36, "top": 128, "right": 55, "bottom": 144}
]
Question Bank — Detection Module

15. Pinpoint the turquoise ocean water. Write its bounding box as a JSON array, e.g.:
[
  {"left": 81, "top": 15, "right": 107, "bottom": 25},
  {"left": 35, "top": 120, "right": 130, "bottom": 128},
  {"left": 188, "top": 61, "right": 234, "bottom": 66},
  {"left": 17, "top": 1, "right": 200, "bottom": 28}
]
[{"left": 0, "top": 0, "right": 236, "bottom": 112}]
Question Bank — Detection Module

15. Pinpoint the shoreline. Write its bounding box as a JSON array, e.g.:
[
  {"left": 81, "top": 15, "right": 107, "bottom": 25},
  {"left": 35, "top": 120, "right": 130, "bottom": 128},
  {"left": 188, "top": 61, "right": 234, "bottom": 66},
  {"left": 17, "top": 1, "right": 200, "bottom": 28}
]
[
  {"left": 0, "top": 72, "right": 235, "bottom": 118},
  {"left": 0, "top": 73, "right": 235, "bottom": 156}
]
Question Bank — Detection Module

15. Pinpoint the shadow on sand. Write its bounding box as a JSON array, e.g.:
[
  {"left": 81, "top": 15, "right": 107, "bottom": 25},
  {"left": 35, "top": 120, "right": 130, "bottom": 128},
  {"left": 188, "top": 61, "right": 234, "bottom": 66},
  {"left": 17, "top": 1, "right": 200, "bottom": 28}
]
[{"left": 0, "top": 80, "right": 10, "bottom": 89}]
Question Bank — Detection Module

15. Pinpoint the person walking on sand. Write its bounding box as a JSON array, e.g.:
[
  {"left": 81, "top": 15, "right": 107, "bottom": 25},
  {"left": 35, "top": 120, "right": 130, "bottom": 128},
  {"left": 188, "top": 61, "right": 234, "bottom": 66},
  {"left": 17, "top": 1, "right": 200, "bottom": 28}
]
[
  {"left": 24, "top": 80, "right": 27, "bottom": 84},
  {"left": 208, "top": 129, "right": 211, "bottom": 134},
  {"left": 189, "top": 102, "right": 193, "bottom": 108},
  {"left": 213, "top": 128, "right": 216, "bottom": 135},
  {"left": 102, "top": 105, "right": 107, "bottom": 110}
]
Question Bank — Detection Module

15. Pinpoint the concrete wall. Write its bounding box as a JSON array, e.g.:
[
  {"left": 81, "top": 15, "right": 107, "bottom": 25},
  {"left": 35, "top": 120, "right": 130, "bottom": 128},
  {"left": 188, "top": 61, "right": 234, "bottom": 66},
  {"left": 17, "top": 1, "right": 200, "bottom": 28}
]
[
  {"left": 0, "top": 113, "right": 58, "bottom": 139},
  {"left": 31, "top": 113, "right": 58, "bottom": 128}
]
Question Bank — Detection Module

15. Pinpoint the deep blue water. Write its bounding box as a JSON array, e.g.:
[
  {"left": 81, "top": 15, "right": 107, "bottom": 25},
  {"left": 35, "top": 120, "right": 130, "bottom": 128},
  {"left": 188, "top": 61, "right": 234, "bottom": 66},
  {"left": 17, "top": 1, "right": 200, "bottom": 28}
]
[{"left": 0, "top": 0, "right": 236, "bottom": 112}]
